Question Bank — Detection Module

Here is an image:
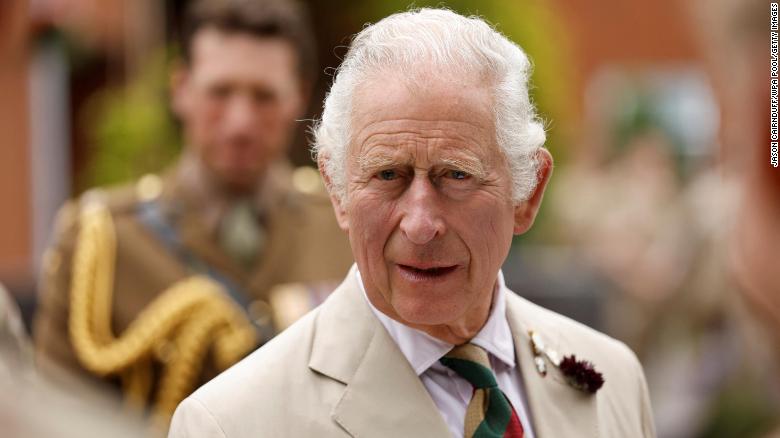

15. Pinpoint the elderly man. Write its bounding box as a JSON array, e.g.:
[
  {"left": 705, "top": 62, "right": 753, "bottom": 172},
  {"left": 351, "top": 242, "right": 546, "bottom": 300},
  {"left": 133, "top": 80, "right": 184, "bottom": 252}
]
[{"left": 169, "top": 8, "right": 655, "bottom": 438}]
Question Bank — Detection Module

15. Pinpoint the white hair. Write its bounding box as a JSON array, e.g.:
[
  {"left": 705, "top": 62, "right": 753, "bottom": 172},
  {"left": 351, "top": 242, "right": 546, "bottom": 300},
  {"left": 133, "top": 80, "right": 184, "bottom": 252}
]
[{"left": 312, "top": 7, "right": 547, "bottom": 204}]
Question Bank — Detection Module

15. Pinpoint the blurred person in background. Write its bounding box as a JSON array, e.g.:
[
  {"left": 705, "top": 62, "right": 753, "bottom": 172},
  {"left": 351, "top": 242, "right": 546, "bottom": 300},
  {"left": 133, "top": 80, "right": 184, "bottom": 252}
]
[
  {"left": 552, "top": 120, "right": 745, "bottom": 437},
  {"left": 693, "top": 0, "right": 780, "bottom": 435},
  {"left": 552, "top": 123, "right": 694, "bottom": 357},
  {"left": 32, "top": 0, "right": 352, "bottom": 426},
  {"left": 553, "top": 0, "right": 780, "bottom": 436}
]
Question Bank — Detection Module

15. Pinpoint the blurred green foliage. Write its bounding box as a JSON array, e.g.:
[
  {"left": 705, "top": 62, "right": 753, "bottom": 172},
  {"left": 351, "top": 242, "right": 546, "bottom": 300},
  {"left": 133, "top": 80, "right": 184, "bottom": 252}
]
[
  {"left": 697, "top": 372, "right": 780, "bottom": 438},
  {"left": 81, "top": 50, "right": 181, "bottom": 190}
]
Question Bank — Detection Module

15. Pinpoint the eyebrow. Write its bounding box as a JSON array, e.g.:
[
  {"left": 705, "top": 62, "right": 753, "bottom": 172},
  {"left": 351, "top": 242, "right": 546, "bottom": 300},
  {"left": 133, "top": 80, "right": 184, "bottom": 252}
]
[
  {"left": 357, "top": 153, "right": 402, "bottom": 174},
  {"left": 357, "top": 152, "right": 487, "bottom": 180},
  {"left": 439, "top": 157, "right": 487, "bottom": 180}
]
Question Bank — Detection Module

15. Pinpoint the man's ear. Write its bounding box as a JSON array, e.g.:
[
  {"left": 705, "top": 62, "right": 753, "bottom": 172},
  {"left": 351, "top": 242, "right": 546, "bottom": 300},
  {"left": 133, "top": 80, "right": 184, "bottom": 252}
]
[
  {"left": 318, "top": 156, "right": 350, "bottom": 231},
  {"left": 513, "top": 148, "right": 553, "bottom": 235},
  {"left": 169, "top": 61, "right": 190, "bottom": 118}
]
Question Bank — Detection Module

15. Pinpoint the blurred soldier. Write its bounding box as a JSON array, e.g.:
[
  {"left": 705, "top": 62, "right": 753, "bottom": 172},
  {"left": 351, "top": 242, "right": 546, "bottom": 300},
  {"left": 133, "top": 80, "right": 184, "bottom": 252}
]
[{"left": 33, "top": 0, "right": 352, "bottom": 423}]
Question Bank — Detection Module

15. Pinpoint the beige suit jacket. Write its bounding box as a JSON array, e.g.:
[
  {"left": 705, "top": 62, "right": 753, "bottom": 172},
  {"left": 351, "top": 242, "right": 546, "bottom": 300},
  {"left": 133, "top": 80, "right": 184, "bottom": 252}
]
[{"left": 169, "top": 266, "right": 656, "bottom": 437}]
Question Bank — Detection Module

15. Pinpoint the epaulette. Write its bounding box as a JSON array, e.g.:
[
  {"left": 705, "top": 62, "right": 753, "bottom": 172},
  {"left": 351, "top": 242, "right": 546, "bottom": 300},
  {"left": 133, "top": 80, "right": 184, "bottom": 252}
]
[
  {"left": 291, "top": 165, "right": 327, "bottom": 196},
  {"left": 135, "top": 174, "right": 164, "bottom": 202},
  {"left": 286, "top": 166, "right": 335, "bottom": 210},
  {"left": 76, "top": 174, "right": 163, "bottom": 218}
]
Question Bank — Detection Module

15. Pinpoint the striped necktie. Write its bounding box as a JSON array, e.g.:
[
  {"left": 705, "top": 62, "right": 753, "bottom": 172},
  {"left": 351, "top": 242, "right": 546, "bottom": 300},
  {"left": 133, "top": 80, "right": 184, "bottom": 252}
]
[{"left": 440, "top": 343, "right": 525, "bottom": 438}]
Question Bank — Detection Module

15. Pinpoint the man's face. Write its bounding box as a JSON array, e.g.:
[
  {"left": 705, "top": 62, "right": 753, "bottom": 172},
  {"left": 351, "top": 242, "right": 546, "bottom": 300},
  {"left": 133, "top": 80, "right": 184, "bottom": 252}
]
[
  {"left": 173, "top": 27, "right": 304, "bottom": 190},
  {"left": 333, "top": 73, "right": 531, "bottom": 330}
]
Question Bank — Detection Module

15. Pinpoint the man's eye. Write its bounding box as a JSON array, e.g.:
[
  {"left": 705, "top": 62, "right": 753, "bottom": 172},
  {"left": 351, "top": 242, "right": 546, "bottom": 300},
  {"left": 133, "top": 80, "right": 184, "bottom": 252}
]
[
  {"left": 209, "top": 84, "right": 231, "bottom": 99},
  {"left": 448, "top": 170, "right": 469, "bottom": 180},
  {"left": 378, "top": 169, "right": 398, "bottom": 181},
  {"left": 253, "top": 89, "right": 276, "bottom": 104}
]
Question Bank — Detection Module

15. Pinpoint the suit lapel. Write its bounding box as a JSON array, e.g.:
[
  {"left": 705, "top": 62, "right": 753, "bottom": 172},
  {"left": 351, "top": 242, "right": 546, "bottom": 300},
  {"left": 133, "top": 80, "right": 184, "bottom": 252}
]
[
  {"left": 506, "top": 294, "right": 599, "bottom": 438},
  {"left": 309, "top": 267, "right": 451, "bottom": 437}
]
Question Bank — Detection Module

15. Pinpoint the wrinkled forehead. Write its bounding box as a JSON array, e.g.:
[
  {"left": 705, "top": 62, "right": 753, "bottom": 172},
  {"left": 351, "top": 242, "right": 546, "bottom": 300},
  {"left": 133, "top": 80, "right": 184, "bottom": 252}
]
[
  {"left": 349, "top": 70, "right": 498, "bottom": 156},
  {"left": 346, "top": 70, "right": 505, "bottom": 175},
  {"left": 352, "top": 69, "right": 494, "bottom": 124}
]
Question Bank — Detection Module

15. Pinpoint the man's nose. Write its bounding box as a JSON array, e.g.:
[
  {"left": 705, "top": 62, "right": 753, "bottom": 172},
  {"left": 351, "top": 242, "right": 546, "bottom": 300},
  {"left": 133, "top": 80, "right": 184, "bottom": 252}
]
[
  {"left": 223, "top": 94, "right": 256, "bottom": 134},
  {"left": 398, "top": 175, "right": 447, "bottom": 245}
]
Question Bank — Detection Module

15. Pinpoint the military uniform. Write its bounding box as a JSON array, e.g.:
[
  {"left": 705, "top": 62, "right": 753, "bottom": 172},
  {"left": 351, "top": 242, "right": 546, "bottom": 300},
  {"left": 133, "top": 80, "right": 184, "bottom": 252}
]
[{"left": 33, "top": 155, "right": 353, "bottom": 421}]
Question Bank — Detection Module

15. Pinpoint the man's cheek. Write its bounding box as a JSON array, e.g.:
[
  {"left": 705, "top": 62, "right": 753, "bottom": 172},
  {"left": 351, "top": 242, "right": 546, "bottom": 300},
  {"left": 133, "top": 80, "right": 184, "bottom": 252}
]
[{"left": 352, "top": 215, "right": 386, "bottom": 252}]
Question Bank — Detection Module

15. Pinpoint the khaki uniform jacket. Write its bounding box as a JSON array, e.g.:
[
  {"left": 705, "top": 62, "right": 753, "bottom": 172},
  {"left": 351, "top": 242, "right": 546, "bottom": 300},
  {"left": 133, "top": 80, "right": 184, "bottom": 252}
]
[
  {"left": 169, "top": 266, "right": 656, "bottom": 438},
  {"left": 33, "top": 161, "right": 353, "bottom": 394}
]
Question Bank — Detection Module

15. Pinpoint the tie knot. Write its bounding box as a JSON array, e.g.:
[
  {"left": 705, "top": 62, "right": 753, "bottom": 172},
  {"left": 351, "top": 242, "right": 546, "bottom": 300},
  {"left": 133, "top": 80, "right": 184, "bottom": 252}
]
[
  {"left": 219, "top": 200, "right": 265, "bottom": 268},
  {"left": 440, "top": 343, "right": 497, "bottom": 389}
]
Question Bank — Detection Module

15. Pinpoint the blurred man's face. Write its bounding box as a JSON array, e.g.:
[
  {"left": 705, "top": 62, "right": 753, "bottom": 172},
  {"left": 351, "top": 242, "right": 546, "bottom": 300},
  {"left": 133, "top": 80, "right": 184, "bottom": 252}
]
[
  {"left": 173, "top": 27, "right": 305, "bottom": 191},
  {"left": 328, "top": 73, "right": 551, "bottom": 338}
]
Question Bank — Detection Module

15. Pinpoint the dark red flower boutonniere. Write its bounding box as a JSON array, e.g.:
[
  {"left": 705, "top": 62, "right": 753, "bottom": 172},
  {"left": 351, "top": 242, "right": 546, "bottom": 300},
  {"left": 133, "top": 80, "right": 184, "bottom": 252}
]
[
  {"left": 528, "top": 330, "right": 605, "bottom": 394},
  {"left": 558, "top": 355, "right": 604, "bottom": 393}
]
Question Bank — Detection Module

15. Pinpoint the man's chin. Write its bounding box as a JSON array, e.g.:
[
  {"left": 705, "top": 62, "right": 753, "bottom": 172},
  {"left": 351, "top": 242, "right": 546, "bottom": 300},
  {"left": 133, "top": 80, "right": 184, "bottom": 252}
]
[
  {"left": 213, "top": 168, "right": 262, "bottom": 193},
  {"left": 390, "top": 292, "right": 465, "bottom": 326}
]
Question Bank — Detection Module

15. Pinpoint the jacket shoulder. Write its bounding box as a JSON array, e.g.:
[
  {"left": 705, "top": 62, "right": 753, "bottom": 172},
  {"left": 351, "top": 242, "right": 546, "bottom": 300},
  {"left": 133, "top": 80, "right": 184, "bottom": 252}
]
[
  {"left": 196, "top": 307, "right": 320, "bottom": 398},
  {"left": 507, "top": 293, "right": 656, "bottom": 437},
  {"left": 51, "top": 179, "right": 148, "bottom": 236},
  {"left": 507, "top": 292, "right": 636, "bottom": 363},
  {"left": 173, "top": 277, "right": 365, "bottom": 437},
  {"left": 77, "top": 180, "right": 147, "bottom": 216},
  {"left": 176, "top": 308, "right": 340, "bottom": 437}
]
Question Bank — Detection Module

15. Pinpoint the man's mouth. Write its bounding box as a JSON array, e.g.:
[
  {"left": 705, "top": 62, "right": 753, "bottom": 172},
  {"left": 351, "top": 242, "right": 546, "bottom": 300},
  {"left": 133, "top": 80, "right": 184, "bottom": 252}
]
[{"left": 396, "top": 264, "right": 459, "bottom": 281}]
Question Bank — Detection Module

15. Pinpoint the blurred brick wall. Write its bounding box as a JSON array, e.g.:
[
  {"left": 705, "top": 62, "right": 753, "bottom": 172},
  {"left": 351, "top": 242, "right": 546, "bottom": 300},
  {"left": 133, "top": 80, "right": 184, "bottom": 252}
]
[
  {"left": 0, "top": 0, "right": 32, "bottom": 287},
  {"left": 548, "top": 0, "right": 699, "bottom": 160}
]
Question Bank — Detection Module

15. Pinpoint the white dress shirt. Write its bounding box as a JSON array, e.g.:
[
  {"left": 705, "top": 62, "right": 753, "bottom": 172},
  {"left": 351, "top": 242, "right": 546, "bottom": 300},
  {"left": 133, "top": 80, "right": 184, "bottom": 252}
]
[{"left": 357, "top": 269, "right": 536, "bottom": 438}]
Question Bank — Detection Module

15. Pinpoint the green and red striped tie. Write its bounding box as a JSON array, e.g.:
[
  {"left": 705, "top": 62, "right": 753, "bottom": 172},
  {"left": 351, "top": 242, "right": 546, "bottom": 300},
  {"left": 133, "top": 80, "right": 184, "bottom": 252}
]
[{"left": 440, "top": 344, "right": 525, "bottom": 438}]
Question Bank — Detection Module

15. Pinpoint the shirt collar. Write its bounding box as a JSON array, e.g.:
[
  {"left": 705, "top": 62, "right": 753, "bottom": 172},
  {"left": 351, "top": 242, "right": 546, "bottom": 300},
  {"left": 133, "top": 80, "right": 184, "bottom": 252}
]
[
  {"left": 357, "top": 269, "right": 516, "bottom": 376},
  {"left": 165, "top": 152, "right": 291, "bottom": 233}
]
